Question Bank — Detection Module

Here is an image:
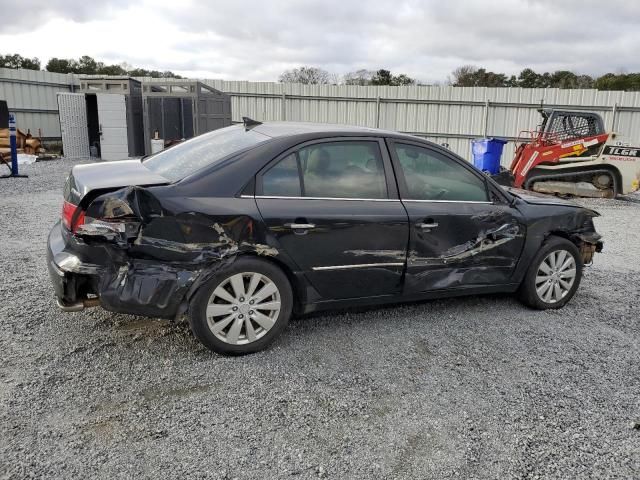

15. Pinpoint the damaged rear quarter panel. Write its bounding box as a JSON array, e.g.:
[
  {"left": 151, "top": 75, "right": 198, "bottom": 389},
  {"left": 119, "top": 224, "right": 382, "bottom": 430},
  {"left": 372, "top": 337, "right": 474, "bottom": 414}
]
[{"left": 79, "top": 186, "right": 292, "bottom": 319}]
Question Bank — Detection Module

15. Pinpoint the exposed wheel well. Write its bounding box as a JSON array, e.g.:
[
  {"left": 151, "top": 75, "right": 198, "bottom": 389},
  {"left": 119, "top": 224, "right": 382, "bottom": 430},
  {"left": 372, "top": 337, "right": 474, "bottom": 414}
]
[
  {"left": 547, "top": 230, "right": 575, "bottom": 245},
  {"left": 235, "top": 253, "right": 305, "bottom": 314},
  {"left": 546, "top": 231, "right": 596, "bottom": 265}
]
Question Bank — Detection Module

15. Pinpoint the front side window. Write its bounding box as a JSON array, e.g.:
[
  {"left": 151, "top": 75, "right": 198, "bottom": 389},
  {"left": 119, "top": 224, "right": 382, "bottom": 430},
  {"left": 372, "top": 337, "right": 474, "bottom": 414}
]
[
  {"left": 262, "top": 141, "right": 388, "bottom": 199},
  {"left": 394, "top": 144, "right": 488, "bottom": 202}
]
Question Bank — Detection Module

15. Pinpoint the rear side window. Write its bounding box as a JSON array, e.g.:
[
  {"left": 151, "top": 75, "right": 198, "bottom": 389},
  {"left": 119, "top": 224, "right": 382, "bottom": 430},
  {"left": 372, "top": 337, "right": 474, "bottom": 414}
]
[
  {"left": 394, "top": 144, "right": 488, "bottom": 202},
  {"left": 262, "top": 153, "right": 301, "bottom": 197},
  {"left": 143, "top": 125, "right": 270, "bottom": 182},
  {"left": 262, "top": 141, "right": 388, "bottom": 199}
]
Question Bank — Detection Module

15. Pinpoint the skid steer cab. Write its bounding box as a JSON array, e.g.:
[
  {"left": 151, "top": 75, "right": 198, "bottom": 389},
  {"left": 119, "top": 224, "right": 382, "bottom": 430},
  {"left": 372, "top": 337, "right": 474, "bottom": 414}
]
[{"left": 501, "top": 109, "right": 640, "bottom": 198}]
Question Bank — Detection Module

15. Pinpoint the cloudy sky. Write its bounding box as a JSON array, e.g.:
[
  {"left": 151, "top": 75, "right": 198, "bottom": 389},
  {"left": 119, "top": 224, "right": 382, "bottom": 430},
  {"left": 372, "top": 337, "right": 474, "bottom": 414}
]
[{"left": 2, "top": 0, "right": 639, "bottom": 82}]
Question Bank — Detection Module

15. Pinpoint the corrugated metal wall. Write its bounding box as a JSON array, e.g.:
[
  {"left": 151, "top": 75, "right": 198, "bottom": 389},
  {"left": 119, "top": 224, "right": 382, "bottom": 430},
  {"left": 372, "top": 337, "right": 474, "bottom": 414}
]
[
  {"left": 0, "top": 67, "right": 77, "bottom": 139},
  {"left": 202, "top": 80, "right": 640, "bottom": 164},
  {"left": 3, "top": 68, "right": 640, "bottom": 164}
]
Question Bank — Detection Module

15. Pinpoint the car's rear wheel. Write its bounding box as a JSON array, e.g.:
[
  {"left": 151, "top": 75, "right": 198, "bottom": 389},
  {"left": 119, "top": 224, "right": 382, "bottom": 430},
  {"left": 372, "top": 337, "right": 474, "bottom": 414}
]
[
  {"left": 517, "top": 236, "right": 583, "bottom": 309},
  {"left": 189, "top": 258, "right": 293, "bottom": 355}
]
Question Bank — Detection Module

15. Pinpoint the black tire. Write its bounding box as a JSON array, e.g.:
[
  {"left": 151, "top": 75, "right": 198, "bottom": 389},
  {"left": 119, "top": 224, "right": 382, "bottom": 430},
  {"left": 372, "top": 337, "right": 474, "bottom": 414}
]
[
  {"left": 189, "top": 257, "right": 293, "bottom": 355},
  {"left": 517, "top": 236, "right": 583, "bottom": 310}
]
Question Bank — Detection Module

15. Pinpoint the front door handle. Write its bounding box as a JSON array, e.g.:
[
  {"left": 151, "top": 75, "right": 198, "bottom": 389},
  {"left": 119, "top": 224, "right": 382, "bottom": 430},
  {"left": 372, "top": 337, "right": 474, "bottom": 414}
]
[{"left": 416, "top": 221, "right": 439, "bottom": 229}]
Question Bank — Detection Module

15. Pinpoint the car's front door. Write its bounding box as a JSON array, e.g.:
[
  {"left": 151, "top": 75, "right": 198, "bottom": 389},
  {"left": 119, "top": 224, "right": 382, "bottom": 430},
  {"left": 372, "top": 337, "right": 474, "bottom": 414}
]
[
  {"left": 387, "top": 139, "right": 526, "bottom": 294},
  {"left": 255, "top": 138, "right": 409, "bottom": 300}
]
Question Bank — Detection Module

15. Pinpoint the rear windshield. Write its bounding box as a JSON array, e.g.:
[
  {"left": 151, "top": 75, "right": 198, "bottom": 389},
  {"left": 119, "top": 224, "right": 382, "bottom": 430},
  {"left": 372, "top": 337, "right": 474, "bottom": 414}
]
[{"left": 143, "top": 125, "right": 270, "bottom": 182}]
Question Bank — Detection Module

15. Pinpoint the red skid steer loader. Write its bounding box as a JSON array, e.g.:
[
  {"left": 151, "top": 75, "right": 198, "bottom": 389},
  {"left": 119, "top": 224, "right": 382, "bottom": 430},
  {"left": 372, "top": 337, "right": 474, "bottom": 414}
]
[{"left": 495, "top": 109, "right": 640, "bottom": 197}]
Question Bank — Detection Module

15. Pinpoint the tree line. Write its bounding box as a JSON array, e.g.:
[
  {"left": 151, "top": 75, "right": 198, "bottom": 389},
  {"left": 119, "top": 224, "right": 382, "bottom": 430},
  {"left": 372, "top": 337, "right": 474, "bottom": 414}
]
[
  {"left": 0, "top": 53, "right": 182, "bottom": 78},
  {"left": 449, "top": 65, "right": 640, "bottom": 91},
  {"left": 283, "top": 65, "right": 640, "bottom": 90},
  {"left": 279, "top": 67, "right": 416, "bottom": 86},
  {"left": 3, "top": 52, "right": 640, "bottom": 90}
]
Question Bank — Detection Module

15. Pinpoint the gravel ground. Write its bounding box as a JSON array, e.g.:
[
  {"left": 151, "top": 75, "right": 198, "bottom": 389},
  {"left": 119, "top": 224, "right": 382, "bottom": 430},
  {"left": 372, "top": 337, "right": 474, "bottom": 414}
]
[{"left": 1, "top": 158, "right": 639, "bottom": 479}]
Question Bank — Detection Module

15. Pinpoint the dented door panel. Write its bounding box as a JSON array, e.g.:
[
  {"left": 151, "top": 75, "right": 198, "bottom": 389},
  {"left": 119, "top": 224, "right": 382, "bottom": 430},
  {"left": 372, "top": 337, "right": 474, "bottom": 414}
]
[
  {"left": 402, "top": 201, "right": 526, "bottom": 293},
  {"left": 256, "top": 198, "right": 409, "bottom": 300}
]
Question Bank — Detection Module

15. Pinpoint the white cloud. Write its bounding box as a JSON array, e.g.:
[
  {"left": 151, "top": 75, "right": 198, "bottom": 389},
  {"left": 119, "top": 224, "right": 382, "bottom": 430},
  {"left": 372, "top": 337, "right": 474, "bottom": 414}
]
[{"left": 1, "top": 0, "right": 639, "bottom": 82}]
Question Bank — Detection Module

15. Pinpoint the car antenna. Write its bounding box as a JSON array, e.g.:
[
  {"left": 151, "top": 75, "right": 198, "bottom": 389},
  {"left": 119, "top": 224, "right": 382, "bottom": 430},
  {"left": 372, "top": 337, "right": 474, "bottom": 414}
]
[{"left": 242, "top": 116, "right": 262, "bottom": 130}]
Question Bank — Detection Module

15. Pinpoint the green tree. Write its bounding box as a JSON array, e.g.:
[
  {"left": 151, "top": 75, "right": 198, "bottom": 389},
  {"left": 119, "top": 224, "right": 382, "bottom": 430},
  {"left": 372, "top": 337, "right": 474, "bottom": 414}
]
[
  {"left": 370, "top": 69, "right": 415, "bottom": 86},
  {"left": 517, "top": 68, "right": 545, "bottom": 88},
  {"left": 45, "top": 55, "right": 99, "bottom": 74},
  {"left": 161, "top": 70, "right": 182, "bottom": 79},
  {"left": 76, "top": 55, "right": 99, "bottom": 74},
  {"left": 476, "top": 69, "right": 508, "bottom": 87},
  {"left": 449, "top": 65, "right": 477, "bottom": 86},
  {"left": 0, "top": 53, "right": 41, "bottom": 70},
  {"left": 576, "top": 75, "right": 595, "bottom": 89},
  {"left": 97, "top": 64, "right": 128, "bottom": 76},
  {"left": 127, "top": 68, "right": 150, "bottom": 77},
  {"left": 550, "top": 70, "right": 578, "bottom": 88},
  {"left": 46, "top": 57, "right": 76, "bottom": 73},
  {"left": 450, "top": 65, "right": 508, "bottom": 87},
  {"left": 392, "top": 73, "right": 416, "bottom": 86},
  {"left": 44, "top": 56, "right": 183, "bottom": 78},
  {"left": 371, "top": 69, "right": 393, "bottom": 85},
  {"left": 594, "top": 73, "right": 640, "bottom": 91}
]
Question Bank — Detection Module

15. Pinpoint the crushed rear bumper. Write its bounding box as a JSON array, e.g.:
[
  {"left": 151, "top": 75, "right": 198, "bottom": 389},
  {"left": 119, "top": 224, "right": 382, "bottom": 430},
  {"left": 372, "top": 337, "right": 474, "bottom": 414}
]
[
  {"left": 47, "top": 221, "right": 104, "bottom": 308},
  {"left": 47, "top": 220, "right": 210, "bottom": 318}
]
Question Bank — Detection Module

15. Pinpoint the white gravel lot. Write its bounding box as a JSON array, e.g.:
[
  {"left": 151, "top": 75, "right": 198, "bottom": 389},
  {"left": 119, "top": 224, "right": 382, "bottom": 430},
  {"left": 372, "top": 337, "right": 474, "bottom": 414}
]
[{"left": 0, "top": 158, "right": 638, "bottom": 479}]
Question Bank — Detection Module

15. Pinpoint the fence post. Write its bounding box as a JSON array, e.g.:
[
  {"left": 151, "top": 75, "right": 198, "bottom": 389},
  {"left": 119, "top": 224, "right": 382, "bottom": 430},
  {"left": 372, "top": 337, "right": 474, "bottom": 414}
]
[
  {"left": 9, "top": 113, "right": 18, "bottom": 175},
  {"left": 281, "top": 93, "right": 286, "bottom": 121},
  {"left": 483, "top": 99, "right": 490, "bottom": 137},
  {"left": 610, "top": 103, "right": 617, "bottom": 131},
  {"left": 1, "top": 112, "right": 27, "bottom": 179},
  {"left": 375, "top": 96, "right": 381, "bottom": 128}
]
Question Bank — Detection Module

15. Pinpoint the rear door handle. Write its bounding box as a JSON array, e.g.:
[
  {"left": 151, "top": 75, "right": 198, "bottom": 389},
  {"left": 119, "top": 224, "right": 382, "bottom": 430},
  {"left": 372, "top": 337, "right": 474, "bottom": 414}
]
[
  {"left": 286, "top": 223, "right": 316, "bottom": 230},
  {"left": 416, "top": 222, "right": 439, "bottom": 229}
]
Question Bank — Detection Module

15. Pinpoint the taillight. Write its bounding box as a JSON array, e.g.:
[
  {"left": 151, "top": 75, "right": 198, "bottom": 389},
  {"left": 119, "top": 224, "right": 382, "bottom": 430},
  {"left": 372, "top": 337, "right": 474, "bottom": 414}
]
[{"left": 61, "top": 200, "right": 85, "bottom": 233}]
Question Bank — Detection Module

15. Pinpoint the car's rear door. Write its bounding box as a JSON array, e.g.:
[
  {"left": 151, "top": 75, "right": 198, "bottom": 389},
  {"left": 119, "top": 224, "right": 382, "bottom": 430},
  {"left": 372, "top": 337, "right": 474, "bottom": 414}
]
[
  {"left": 387, "top": 139, "right": 526, "bottom": 294},
  {"left": 255, "top": 137, "right": 409, "bottom": 300}
]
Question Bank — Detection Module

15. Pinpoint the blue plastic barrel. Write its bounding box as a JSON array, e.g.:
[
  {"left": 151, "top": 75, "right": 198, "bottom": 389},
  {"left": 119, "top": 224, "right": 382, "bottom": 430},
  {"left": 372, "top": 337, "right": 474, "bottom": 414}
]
[{"left": 471, "top": 138, "right": 507, "bottom": 174}]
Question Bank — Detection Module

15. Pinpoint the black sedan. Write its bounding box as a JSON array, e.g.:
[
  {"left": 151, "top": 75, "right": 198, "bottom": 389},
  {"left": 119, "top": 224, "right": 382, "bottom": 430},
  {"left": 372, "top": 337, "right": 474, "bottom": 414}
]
[{"left": 48, "top": 119, "right": 603, "bottom": 355}]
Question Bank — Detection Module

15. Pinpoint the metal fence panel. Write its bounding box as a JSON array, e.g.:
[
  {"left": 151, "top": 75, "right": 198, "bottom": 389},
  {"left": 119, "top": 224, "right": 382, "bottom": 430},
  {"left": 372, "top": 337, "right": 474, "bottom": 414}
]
[
  {"left": 4, "top": 69, "right": 640, "bottom": 165},
  {"left": 0, "top": 67, "right": 76, "bottom": 139},
  {"left": 202, "top": 81, "right": 640, "bottom": 164}
]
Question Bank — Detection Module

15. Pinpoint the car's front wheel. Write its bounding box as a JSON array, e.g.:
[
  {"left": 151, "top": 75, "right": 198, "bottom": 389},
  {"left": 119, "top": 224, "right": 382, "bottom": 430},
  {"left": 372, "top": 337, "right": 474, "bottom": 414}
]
[
  {"left": 189, "top": 258, "right": 293, "bottom": 355},
  {"left": 518, "top": 236, "right": 583, "bottom": 309}
]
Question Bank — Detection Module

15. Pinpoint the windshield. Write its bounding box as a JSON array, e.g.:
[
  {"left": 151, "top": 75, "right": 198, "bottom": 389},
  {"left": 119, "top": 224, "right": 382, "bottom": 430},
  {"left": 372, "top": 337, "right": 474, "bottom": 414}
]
[{"left": 143, "top": 125, "right": 270, "bottom": 182}]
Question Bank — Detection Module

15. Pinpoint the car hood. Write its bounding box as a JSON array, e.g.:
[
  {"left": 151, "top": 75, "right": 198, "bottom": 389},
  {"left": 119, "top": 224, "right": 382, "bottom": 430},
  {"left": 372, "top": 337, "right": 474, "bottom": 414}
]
[
  {"left": 508, "top": 188, "right": 600, "bottom": 217},
  {"left": 507, "top": 188, "right": 578, "bottom": 206}
]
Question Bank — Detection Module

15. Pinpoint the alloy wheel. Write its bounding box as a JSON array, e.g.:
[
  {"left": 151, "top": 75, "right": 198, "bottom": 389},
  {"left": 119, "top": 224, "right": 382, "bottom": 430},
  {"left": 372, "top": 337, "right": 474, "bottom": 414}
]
[
  {"left": 535, "top": 249, "right": 577, "bottom": 304},
  {"left": 206, "top": 272, "right": 281, "bottom": 345}
]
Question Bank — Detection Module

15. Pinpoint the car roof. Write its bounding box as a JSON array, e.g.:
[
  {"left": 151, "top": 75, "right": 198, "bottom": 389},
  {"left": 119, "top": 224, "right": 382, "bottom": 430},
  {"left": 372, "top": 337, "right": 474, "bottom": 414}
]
[{"left": 250, "top": 121, "right": 417, "bottom": 140}]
